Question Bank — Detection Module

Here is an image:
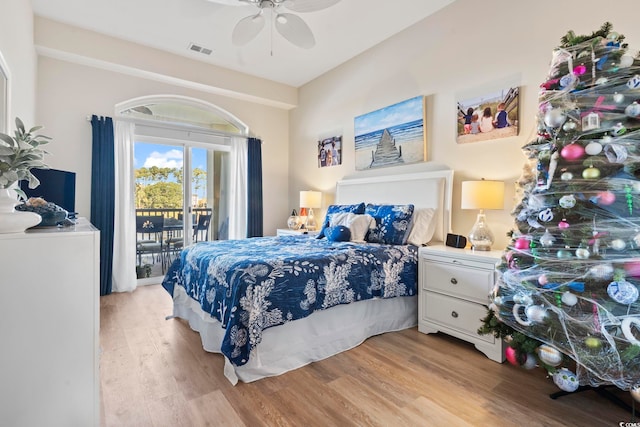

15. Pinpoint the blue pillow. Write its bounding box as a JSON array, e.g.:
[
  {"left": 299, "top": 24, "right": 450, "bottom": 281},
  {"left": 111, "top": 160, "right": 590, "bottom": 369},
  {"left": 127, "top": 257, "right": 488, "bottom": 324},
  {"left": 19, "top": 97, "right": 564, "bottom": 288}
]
[
  {"left": 316, "top": 203, "right": 365, "bottom": 239},
  {"left": 365, "top": 204, "right": 415, "bottom": 245},
  {"left": 325, "top": 225, "right": 351, "bottom": 242}
]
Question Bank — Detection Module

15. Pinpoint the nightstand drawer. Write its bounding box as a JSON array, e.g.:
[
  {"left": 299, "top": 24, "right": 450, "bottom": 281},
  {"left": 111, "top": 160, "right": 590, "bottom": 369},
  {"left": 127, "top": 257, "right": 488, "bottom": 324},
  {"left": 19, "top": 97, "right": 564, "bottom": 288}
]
[
  {"left": 423, "top": 291, "right": 494, "bottom": 344},
  {"left": 423, "top": 261, "right": 494, "bottom": 304}
]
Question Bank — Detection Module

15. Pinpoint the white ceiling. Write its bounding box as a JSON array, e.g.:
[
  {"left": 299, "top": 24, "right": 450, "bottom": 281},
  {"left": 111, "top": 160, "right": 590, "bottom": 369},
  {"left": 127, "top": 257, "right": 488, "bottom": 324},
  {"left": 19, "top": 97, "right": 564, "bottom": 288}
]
[{"left": 30, "top": 0, "right": 455, "bottom": 87}]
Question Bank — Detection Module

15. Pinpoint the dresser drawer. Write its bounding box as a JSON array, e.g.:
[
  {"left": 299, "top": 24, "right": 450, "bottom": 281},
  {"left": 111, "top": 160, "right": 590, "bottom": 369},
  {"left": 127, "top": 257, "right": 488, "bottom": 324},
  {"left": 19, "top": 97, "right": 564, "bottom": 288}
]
[
  {"left": 423, "top": 291, "right": 494, "bottom": 344},
  {"left": 422, "top": 260, "right": 494, "bottom": 304}
]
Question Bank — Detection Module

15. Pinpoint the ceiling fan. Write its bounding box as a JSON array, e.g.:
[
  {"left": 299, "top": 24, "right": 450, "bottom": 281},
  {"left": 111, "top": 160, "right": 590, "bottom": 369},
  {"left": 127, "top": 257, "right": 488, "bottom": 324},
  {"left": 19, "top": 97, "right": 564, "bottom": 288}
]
[{"left": 207, "top": 0, "right": 341, "bottom": 49}]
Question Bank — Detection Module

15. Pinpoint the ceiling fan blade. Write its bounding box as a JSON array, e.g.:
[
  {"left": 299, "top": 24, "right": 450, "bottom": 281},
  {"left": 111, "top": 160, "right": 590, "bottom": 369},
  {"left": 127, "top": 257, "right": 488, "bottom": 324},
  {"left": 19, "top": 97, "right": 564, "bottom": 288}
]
[
  {"left": 275, "top": 13, "right": 315, "bottom": 49},
  {"left": 283, "top": 0, "right": 340, "bottom": 13},
  {"left": 204, "top": 0, "right": 251, "bottom": 6},
  {"left": 232, "top": 13, "right": 266, "bottom": 46}
]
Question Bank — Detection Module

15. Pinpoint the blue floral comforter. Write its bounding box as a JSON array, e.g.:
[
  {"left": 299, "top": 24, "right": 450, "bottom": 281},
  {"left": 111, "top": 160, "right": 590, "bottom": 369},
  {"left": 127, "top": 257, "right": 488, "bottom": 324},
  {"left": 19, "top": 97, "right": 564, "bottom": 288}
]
[{"left": 162, "top": 236, "right": 417, "bottom": 367}]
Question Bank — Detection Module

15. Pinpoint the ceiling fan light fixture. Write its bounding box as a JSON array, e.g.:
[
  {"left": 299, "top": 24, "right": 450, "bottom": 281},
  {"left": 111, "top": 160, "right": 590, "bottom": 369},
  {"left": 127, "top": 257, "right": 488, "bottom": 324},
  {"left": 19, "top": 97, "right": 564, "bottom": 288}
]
[{"left": 229, "top": 0, "right": 340, "bottom": 48}]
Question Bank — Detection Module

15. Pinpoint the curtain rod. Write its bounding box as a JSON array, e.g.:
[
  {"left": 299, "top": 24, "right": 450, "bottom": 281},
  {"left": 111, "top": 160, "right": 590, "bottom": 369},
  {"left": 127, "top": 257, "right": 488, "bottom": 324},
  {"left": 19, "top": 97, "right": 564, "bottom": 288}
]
[{"left": 86, "top": 114, "right": 255, "bottom": 140}]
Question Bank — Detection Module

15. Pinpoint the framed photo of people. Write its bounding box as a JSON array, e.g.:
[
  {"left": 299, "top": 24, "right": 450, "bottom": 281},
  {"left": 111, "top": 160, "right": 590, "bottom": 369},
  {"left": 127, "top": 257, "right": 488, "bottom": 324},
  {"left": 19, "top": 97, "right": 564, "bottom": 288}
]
[
  {"left": 318, "top": 134, "right": 342, "bottom": 168},
  {"left": 456, "top": 86, "right": 519, "bottom": 144}
]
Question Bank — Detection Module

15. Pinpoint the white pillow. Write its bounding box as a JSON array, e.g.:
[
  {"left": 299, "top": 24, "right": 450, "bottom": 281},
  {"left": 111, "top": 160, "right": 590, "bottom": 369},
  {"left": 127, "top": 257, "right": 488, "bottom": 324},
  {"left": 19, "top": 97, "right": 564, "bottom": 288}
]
[
  {"left": 406, "top": 208, "right": 436, "bottom": 246},
  {"left": 329, "top": 212, "right": 375, "bottom": 242}
]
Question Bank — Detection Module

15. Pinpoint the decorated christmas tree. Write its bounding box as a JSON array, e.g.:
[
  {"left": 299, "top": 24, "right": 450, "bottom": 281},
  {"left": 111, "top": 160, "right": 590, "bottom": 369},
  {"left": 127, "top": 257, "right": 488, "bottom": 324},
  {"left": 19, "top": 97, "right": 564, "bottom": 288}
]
[{"left": 480, "top": 23, "right": 640, "bottom": 396}]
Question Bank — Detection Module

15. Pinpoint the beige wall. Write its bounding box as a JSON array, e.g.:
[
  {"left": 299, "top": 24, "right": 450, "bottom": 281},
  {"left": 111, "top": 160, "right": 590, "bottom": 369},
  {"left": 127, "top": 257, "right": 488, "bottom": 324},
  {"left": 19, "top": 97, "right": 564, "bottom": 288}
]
[
  {"left": 34, "top": 18, "right": 292, "bottom": 231},
  {"left": 0, "top": 1, "right": 36, "bottom": 126},
  {"left": 290, "top": 0, "right": 640, "bottom": 249}
]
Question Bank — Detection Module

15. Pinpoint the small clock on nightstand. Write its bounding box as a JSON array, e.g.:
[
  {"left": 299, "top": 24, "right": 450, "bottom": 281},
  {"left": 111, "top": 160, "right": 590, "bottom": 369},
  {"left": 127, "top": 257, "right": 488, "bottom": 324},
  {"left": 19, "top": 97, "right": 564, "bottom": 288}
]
[
  {"left": 276, "top": 228, "right": 320, "bottom": 237},
  {"left": 418, "top": 244, "right": 505, "bottom": 363}
]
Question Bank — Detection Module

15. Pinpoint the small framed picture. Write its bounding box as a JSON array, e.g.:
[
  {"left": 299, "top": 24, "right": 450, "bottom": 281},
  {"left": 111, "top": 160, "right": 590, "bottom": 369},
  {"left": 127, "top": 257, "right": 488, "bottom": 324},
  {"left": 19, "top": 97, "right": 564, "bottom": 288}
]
[
  {"left": 318, "top": 135, "right": 342, "bottom": 168},
  {"left": 457, "top": 86, "right": 519, "bottom": 144}
]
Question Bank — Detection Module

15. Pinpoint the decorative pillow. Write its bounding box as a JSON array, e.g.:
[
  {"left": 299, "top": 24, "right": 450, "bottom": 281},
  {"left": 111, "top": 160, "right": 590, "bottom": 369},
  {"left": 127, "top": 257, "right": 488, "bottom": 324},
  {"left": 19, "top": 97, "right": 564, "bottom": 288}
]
[
  {"left": 406, "top": 208, "right": 437, "bottom": 246},
  {"left": 325, "top": 225, "right": 351, "bottom": 242},
  {"left": 316, "top": 203, "right": 366, "bottom": 239},
  {"left": 328, "top": 212, "right": 376, "bottom": 242},
  {"left": 365, "top": 204, "right": 415, "bottom": 245}
]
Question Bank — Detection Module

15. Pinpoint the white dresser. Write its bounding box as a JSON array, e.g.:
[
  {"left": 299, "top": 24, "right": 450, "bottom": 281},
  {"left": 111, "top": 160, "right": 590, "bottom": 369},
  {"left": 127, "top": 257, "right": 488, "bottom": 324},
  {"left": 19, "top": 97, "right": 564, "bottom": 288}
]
[
  {"left": 0, "top": 219, "right": 100, "bottom": 426},
  {"left": 418, "top": 244, "right": 505, "bottom": 362}
]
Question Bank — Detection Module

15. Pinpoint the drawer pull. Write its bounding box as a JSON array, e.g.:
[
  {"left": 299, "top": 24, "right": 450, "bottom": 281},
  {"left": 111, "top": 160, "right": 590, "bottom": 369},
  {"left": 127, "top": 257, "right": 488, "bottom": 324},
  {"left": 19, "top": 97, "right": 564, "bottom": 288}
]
[
  {"left": 451, "top": 311, "right": 459, "bottom": 318},
  {"left": 450, "top": 278, "right": 458, "bottom": 285}
]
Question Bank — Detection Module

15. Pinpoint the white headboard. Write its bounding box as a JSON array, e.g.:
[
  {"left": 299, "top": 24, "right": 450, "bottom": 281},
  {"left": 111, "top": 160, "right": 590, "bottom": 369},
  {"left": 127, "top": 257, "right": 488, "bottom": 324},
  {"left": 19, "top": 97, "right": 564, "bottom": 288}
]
[{"left": 335, "top": 169, "right": 454, "bottom": 244}]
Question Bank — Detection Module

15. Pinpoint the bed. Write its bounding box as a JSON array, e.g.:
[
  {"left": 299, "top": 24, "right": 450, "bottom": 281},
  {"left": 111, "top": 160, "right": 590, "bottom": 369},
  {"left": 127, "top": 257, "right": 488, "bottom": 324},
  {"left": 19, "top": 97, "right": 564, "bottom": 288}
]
[{"left": 162, "top": 167, "right": 454, "bottom": 384}]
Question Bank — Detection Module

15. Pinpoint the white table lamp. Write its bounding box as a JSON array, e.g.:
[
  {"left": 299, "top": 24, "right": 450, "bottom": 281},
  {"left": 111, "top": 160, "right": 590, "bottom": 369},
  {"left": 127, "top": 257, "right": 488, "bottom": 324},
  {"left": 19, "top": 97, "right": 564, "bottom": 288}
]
[
  {"left": 299, "top": 190, "right": 322, "bottom": 231},
  {"left": 461, "top": 180, "right": 505, "bottom": 251}
]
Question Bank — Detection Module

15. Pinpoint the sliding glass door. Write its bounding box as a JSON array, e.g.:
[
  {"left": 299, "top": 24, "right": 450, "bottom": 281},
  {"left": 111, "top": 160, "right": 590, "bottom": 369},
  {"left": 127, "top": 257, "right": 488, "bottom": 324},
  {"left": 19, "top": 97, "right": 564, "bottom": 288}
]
[{"left": 134, "top": 140, "right": 230, "bottom": 281}]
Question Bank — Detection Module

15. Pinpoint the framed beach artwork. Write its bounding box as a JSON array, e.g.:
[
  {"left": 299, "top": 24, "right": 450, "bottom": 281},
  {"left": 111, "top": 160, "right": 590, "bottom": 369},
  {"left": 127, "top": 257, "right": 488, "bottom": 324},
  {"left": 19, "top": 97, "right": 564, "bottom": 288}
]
[
  {"left": 456, "top": 86, "right": 519, "bottom": 144},
  {"left": 354, "top": 96, "right": 426, "bottom": 171},
  {"left": 317, "top": 134, "right": 342, "bottom": 168}
]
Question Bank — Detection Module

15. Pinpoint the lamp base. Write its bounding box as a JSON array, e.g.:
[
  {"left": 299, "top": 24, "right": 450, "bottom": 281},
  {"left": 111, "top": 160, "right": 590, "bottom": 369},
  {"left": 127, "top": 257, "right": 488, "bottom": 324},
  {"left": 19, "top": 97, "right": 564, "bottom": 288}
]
[{"left": 469, "top": 211, "right": 494, "bottom": 251}]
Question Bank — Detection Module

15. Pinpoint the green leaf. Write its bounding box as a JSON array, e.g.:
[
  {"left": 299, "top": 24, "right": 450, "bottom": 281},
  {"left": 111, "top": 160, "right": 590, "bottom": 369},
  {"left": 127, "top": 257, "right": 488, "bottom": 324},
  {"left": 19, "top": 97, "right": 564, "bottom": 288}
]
[
  {"left": 15, "top": 117, "right": 25, "bottom": 133},
  {"left": 0, "top": 133, "right": 14, "bottom": 147}
]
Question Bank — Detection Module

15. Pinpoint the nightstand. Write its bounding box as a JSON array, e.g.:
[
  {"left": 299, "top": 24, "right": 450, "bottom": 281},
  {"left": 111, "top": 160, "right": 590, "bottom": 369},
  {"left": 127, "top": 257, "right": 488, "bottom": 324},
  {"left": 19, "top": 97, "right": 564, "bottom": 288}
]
[
  {"left": 276, "top": 228, "right": 319, "bottom": 237},
  {"left": 418, "top": 244, "right": 505, "bottom": 362}
]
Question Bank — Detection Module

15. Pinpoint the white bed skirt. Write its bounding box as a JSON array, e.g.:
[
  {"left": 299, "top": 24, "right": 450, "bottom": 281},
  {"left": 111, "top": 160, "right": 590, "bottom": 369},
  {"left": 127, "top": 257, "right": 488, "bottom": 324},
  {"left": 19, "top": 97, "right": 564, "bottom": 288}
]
[{"left": 170, "top": 286, "right": 418, "bottom": 384}]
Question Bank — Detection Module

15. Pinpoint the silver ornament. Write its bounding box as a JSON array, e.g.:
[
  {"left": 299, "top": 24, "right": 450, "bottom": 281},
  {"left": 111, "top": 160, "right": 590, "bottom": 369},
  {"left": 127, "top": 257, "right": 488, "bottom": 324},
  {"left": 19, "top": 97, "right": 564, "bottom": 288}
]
[
  {"left": 525, "top": 305, "right": 548, "bottom": 323},
  {"left": 544, "top": 109, "right": 567, "bottom": 128},
  {"left": 560, "top": 172, "right": 573, "bottom": 181},
  {"left": 611, "top": 239, "right": 626, "bottom": 251},
  {"left": 575, "top": 248, "right": 590, "bottom": 259},
  {"left": 559, "top": 195, "right": 576, "bottom": 209},
  {"left": 540, "top": 229, "right": 555, "bottom": 247},
  {"left": 625, "top": 102, "right": 640, "bottom": 118},
  {"left": 562, "top": 121, "right": 577, "bottom": 132},
  {"left": 620, "top": 54, "right": 634, "bottom": 68},
  {"left": 589, "top": 264, "right": 614, "bottom": 280},
  {"left": 561, "top": 292, "right": 578, "bottom": 306},
  {"left": 585, "top": 142, "right": 603, "bottom": 155},
  {"left": 614, "top": 92, "right": 625, "bottom": 103}
]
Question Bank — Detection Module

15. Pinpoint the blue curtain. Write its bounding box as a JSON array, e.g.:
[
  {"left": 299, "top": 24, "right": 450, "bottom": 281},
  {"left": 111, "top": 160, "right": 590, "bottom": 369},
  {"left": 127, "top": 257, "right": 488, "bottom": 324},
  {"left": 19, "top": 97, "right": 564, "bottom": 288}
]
[
  {"left": 90, "top": 115, "right": 115, "bottom": 296},
  {"left": 247, "top": 137, "right": 263, "bottom": 237}
]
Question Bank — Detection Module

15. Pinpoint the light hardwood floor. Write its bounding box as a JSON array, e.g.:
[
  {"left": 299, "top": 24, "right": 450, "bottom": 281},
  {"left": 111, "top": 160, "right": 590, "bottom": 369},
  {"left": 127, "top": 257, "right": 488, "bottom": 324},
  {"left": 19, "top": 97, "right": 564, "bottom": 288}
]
[{"left": 100, "top": 285, "right": 633, "bottom": 426}]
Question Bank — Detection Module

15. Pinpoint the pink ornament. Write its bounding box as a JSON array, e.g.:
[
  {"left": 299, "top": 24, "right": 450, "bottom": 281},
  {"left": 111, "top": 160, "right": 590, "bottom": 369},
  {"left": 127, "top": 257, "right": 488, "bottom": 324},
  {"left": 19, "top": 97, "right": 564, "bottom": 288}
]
[
  {"left": 597, "top": 191, "right": 616, "bottom": 205},
  {"left": 514, "top": 237, "right": 530, "bottom": 250},
  {"left": 574, "top": 64, "right": 587, "bottom": 75},
  {"left": 538, "top": 274, "right": 548, "bottom": 285},
  {"left": 505, "top": 347, "right": 520, "bottom": 366},
  {"left": 625, "top": 261, "right": 640, "bottom": 278},
  {"left": 560, "top": 143, "right": 585, "bottom": 161},
  {"left": 558, "top": 220, "right": 570, "bottom": 229}
]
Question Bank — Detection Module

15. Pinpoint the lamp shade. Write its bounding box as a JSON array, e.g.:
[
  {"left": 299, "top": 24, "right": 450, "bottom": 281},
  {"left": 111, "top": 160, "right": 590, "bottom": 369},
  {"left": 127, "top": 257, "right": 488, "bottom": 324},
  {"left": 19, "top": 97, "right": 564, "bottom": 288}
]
[
  {"left": 461, "top": 180, "right": 505, "bottom": 210},
  {"left": 299, "top": 190, "right": 322, "bottom": 209}
]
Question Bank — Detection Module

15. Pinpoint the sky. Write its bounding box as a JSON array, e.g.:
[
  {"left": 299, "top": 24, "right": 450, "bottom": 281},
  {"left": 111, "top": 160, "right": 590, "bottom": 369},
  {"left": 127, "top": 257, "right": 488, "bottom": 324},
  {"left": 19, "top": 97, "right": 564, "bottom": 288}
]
[
  {"left": 354, "top": 95, "right": 424, "bottom": 136},
  {"left": 134, "top": 142, "right": 208, "bottom": 171}
]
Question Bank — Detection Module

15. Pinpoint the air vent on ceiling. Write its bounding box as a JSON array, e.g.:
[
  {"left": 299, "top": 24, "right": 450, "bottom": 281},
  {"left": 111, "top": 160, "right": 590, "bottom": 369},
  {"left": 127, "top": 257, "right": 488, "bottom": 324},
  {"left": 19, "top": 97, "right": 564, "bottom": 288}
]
[{"left": 188, "top": 43, "right": 213, "bottom": 55}]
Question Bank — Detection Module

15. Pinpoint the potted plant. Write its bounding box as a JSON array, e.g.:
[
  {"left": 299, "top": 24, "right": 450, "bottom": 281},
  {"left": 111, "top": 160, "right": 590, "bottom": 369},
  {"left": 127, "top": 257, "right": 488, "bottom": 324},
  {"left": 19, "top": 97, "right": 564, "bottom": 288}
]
[
  {"left": 136, "top": 264, "right": 152, "bottom": 279},
  {"left": 0, "top": 117, "right": 51, "bottom": 233}
]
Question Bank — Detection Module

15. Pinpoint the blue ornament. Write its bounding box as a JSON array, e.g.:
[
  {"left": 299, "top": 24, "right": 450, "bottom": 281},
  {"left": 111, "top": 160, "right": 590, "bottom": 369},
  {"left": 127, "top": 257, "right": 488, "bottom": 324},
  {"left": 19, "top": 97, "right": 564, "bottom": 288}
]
[
  {"left": 607, "top": 280, "right": 639, "bottom": 305},
  {"left": 538, "top": 208, "right": 554, "bottom": 222},
  {"left": 627, "top": 75, "right": 640, "bottom": 90}
]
